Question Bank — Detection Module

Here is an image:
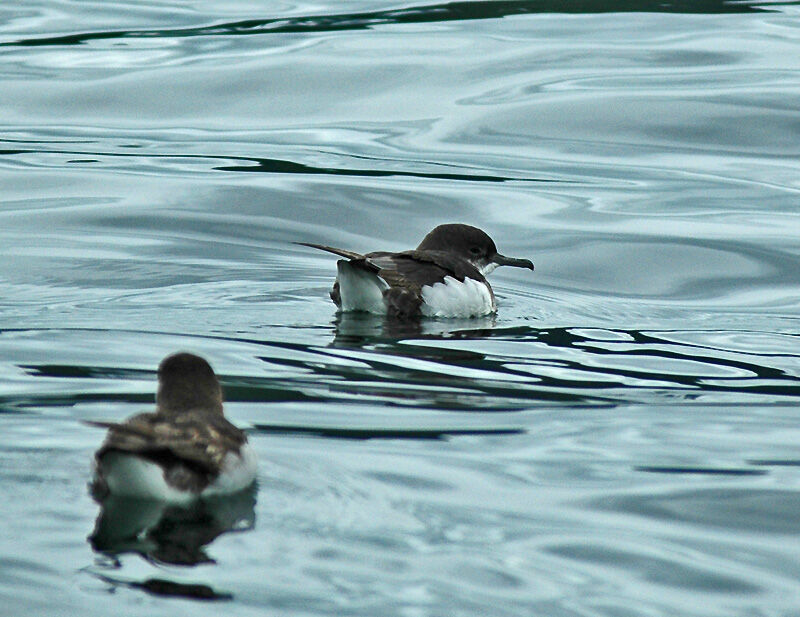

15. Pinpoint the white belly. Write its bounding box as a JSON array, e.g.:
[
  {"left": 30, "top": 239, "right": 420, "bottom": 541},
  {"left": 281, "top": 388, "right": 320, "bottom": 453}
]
[
  {"left": 98, "top": 444, "right": 257, "bottom": 503},
  {"left": 420, "top": 276, "right": 496, "bottom": 318}
]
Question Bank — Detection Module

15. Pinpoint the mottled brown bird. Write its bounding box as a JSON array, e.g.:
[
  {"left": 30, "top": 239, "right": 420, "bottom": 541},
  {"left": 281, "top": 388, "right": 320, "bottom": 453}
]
[{"left": 88, "top": 352, "right": 257, "bottom": 502}]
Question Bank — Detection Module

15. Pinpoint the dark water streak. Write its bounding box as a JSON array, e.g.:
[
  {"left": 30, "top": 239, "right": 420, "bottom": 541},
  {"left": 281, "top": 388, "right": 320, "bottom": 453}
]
[
  {"left": 1, "top": 0, "right": 790, "bottom": 48},
  {"left": 0, "top": 147, "right": 549, "bottom": 184},
  {"left": 4, "top": 323, "right": 799, "bottom": 418}
]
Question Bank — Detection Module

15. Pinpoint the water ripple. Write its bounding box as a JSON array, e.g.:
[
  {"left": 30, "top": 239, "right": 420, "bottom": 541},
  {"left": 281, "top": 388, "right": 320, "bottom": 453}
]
[
  {"left": 3, "top": 2, "right": 800, "bottom": 614},
  {"left": 2, "top": 324, "right": 798, "bottom": 417}
]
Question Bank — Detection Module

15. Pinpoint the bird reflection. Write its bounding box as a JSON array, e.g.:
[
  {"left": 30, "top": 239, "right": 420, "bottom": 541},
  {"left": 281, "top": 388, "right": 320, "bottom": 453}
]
[
  {"left": 330, "top": 311, "right": 497, "bottom": 346},
  {"left": 89, "top": 486, "right": 256, "bottom": 566}
]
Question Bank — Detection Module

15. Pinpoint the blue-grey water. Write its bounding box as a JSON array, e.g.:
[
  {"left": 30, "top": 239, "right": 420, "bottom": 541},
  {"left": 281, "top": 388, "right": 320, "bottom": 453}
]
[{"left": 2, "top": 1, "right": 800, "bottom": 615}]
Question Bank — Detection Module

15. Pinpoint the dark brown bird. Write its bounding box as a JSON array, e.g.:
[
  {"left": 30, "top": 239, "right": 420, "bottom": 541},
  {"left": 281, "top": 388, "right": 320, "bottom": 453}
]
[{"left": 299, "top": 223, "right": 533, "bottom": 319}]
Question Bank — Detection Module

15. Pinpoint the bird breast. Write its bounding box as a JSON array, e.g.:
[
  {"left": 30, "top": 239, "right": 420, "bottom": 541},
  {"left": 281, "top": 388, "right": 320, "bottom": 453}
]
[{"left": 420, "top": 276, "right": 496, "bottom": 318}]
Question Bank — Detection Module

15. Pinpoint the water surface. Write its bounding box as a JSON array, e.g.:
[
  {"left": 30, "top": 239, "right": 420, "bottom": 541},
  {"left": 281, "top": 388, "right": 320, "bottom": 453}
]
[{"left": 2, "top": 1, "right": 800, "bottom": 615}]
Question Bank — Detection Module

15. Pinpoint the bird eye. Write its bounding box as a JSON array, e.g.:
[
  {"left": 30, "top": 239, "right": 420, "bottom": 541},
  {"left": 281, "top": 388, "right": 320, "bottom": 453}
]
[{"left": 469, "top": 247, "right": 482, "bottom": 256}]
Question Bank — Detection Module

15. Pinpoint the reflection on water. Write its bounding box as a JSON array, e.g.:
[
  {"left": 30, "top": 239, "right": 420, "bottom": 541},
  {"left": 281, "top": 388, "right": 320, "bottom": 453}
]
[
  {"left": 326, "top": 322, "right": 800, "bottom": 409},
  {"left": 88, "top": 488, "right": 256, "bottom": 599},
  {"left": 330, "top": 311, "right": 498, "bottom": 344},
  {"left": 91, "top": 574, "right": 233, "bottom": 602},
  {"left": 90, "top": 489, "right": 257, "bottom": 566},
  {"left": 3, "top": 321, "right": 799, "bottom": 415}
]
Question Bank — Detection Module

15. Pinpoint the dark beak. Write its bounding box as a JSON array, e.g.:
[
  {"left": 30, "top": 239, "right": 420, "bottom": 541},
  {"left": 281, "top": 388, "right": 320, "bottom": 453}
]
[{"left": 493, "top": 253, "right": 534, "bottom": 271}]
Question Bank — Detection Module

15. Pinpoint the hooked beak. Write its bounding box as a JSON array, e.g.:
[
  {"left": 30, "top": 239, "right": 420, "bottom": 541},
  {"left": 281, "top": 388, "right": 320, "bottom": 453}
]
[{"left": 493, "top": 253, "right": 534, "bottom": 271}]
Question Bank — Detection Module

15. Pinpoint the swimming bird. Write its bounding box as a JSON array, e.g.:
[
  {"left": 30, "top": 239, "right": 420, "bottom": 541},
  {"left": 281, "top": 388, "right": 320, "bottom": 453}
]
[
  {"left": 299, "top": 223, "right": 534, "bottom": 318},
  {"left": 88, "top": 352, "right": 257, "bottom": 502}
]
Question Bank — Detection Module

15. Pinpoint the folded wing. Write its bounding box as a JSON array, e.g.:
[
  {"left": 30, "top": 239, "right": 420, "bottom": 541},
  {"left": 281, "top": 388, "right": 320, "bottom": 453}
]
[
  {"left": 89, "top": 411, "right": 247, "bottom": 475},
  {"left": 300, "top": 243, "right": 488, "bottom": 318}
]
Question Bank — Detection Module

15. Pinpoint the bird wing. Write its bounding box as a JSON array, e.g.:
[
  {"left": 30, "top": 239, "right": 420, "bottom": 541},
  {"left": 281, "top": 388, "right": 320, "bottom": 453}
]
[
  {"left": 297, "top": 242, "right": 481, "bottom": 285},
  {"left": 89, "top": 411, "right": 247, "bottom": 473},
  {"left": 368, "top": 250, "right": 486, "bottom": 287},
  {"left": 295, "top": 242, "right": 380, "bottom": 272}
]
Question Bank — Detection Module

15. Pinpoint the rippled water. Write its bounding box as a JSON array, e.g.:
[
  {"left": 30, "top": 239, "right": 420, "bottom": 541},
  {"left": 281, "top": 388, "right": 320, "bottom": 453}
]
[{"left": 2, "top": 1, "right": 800, "bottom": 615}]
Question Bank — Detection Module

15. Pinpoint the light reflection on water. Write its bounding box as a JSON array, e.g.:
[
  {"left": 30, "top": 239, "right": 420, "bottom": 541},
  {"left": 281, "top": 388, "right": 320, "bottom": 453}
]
[{"left": 2, "top": 0, "right": 800, "bottom": 615}]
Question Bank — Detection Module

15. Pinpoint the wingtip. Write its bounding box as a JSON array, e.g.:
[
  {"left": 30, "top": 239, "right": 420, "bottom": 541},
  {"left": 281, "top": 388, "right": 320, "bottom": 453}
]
[
  {"left": 294, "top": 242, "right": 367, "bottom": 262},
  {"left": 83, "top": 419, "right": 114, "bottom": 430}
]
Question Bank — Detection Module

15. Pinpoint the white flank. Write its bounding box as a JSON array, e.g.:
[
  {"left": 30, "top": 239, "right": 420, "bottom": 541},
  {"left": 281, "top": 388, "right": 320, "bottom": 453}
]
[
  {"left": 336, "top": 260, "right": 389, "bottom": 313},
  {"left": 420, "top": 276, "right": 496, "bottom": 318},
  {"left": 100, "top": 443, "right": 258, "bottom": 503},
  {"left": 202, "top": 443, "right": 258, "bottom": 497},
  {"left": 100, "top": 451, "right": 193, "bottom": 502}
]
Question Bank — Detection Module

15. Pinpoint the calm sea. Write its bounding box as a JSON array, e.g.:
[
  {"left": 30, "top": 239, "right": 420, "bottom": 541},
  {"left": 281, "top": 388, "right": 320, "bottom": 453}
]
[{"left": 2, "top": 1, "right": 800, "bottom": 615}]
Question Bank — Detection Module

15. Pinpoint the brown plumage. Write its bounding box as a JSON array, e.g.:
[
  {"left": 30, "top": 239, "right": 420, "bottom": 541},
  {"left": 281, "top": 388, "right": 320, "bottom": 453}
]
[
  {"left": 298, "top": 223, "right": 534, "bottom": 318},
  {"left": 89, "top": 353, "right": 250, "bottom": 498}
]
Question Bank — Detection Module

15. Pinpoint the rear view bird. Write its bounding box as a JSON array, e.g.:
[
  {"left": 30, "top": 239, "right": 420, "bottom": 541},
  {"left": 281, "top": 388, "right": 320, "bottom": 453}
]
[{"left": 88, "top": 352, "right": 257, "bottom": 502}]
